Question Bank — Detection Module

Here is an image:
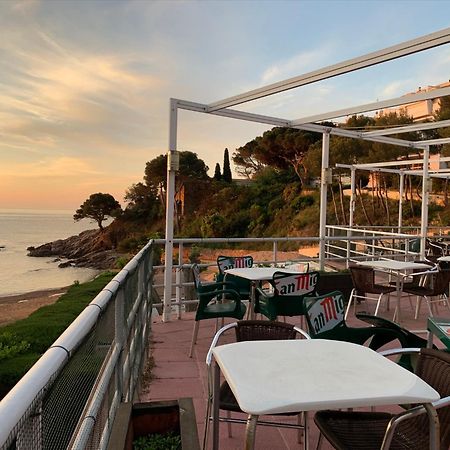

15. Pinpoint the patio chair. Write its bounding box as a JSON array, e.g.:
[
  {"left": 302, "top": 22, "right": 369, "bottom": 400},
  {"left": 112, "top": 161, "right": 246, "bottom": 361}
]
[
  {"left": 188, "top": 264, "right": 246, "bottom": 358},
  {"left": 203, "top": 320, "right": 311, "bottom": 450},
  {"left": 254, "top": 270, "right": 319, "bottom": 321},
  {"left": 303, "top": 291, "right": 411, "bottom": 350},
  {"left": 345, "top": 264, "right": 396, "bottom": 319},
  {"left": 401, "top": 264, "right": 450, "bottom": 319},
  {"left": 216, "top": 255, "right": 253, "bottom": 299},
  {"left": 356, "top": 312, "right": 435, "bottom": 371},
  {"left": 314, "top": 347, "right": 450, "bottom": 450}
]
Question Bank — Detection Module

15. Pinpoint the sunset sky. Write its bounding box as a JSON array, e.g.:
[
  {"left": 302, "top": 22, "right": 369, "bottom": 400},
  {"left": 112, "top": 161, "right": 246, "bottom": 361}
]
[{"left": 1, "top": 0, "right": 450, "bottom": 210}]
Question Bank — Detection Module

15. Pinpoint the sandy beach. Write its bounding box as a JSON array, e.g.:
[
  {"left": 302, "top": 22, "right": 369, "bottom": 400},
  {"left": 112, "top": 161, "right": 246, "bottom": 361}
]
[{"left": 0, "top": 288, "right": 68, "bottom": 327}]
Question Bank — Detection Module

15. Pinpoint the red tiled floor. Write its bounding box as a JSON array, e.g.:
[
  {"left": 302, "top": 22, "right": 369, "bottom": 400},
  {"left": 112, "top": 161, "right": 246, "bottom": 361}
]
[{"left": 139, "top": 294, "right": 449, "bottom": 449}]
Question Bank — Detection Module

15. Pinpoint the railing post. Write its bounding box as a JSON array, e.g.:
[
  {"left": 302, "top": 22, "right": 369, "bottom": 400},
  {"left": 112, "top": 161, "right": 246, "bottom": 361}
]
[
  {"left": 273, "top": 241, "right": 278, "bottom": 264},
  {"left": 176, "top": 242, "right": 183, "bottom": 319},
  {"left": 319, "top": 131, "right": 330, "bottom": 271},
  {"left": 115, "top": 286, "right": 125, "bottom": 401}
]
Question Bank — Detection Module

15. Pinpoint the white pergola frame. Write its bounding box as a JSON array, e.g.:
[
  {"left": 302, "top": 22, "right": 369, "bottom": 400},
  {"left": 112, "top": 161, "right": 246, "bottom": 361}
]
[{"left": 162, "top": 27, "right": 450, "bottom": 321}]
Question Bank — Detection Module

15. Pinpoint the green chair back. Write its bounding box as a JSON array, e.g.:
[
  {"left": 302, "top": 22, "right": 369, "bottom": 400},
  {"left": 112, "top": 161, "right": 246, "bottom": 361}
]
[
  {"left": 255, "top": 271, "right": 319, "bottom": 320},
  {"left": 304, "top": 290, "right": 345, "bottom": 335}
]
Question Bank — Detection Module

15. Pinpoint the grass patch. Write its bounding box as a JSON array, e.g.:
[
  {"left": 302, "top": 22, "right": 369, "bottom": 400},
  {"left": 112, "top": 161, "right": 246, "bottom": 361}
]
[{"left": 0, "top": 271, "right": 115, "bottom": 398}]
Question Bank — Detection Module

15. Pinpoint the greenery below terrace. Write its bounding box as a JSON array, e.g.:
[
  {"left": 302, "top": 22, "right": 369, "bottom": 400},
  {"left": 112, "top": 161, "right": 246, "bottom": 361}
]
[{"left": 0, "top": 272, "right": 115, "bottom": 399}]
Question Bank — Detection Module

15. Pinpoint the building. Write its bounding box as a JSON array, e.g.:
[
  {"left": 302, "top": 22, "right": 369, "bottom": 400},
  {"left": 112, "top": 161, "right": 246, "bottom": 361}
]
[{"left": 376, "top": 80, "right": 450, "bottom": 122}]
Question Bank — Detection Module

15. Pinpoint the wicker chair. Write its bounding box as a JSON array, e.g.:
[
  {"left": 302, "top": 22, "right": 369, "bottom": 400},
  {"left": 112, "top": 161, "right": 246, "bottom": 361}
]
[
  {"left": 314, "top": 348, "right": 450, "bottom": 450},
  {"left": 345, "top": 264, "right": 396, "bottom": 319},
  {"left": 204, "top": 320, "right": 311, "bottom": 450},
  {"left": 401, "top": 265, "right": 450, "bottom": 319}
]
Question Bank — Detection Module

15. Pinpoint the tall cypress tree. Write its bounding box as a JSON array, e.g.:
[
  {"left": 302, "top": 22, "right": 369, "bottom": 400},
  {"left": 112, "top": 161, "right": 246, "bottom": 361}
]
[
  {"left": 213, "top": 163, "right": 222, "bottom": 181},
  {"left": 223, "top": 148, "right": 232, "bottom": 183}
]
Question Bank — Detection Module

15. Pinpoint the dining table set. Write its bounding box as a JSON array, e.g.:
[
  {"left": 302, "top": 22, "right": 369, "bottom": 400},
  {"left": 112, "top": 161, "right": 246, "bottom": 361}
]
[{"left": 199, "top": 255, "right": 450, "bottom": 450}]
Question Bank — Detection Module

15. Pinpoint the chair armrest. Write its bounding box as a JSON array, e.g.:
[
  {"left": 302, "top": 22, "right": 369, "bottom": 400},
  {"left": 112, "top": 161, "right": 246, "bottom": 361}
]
[
  {"left": 293, "top": 326, "right": 311, "bottom": 340},
  {"left": 379, "top": 347, "right": 421, "bottom": 357}
]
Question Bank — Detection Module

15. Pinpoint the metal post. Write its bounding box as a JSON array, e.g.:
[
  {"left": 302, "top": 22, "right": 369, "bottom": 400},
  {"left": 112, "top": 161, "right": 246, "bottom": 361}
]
[
  {"left": 398, "top": 171, "right": 405, "bottom": 233},
  {"left": 347, "top": 167, "right": 356, "bottom": 266},
  {"left": 273, "top": 241, "right": 278, "bottom": 264},
  {"left": 163, "top": 99, "right": 178, "bottom": 322},
  {"left": 319, "top": 131, "right": 330, "bottom": 271},
  {"left": 421, "top": 146, "right": 430, "bottom": 258},
  {"left": 176, "top": 242, "right": 183, "bottom": 319}
]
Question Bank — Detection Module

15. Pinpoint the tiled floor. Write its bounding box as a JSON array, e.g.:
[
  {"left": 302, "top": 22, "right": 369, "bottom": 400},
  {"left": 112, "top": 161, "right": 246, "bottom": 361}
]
[{"left": 139, "top": 294, "right": 448, "bottom": 449}]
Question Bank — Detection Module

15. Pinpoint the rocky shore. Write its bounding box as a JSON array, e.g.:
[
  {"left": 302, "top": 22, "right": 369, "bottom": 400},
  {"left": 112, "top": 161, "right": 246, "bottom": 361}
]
[{"left": 27, "top": 229, "right": 123, "bottom": 270}]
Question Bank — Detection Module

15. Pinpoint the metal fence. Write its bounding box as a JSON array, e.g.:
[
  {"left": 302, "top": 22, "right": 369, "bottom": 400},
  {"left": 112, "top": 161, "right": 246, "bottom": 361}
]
[{"left": 0, "top": 240, "right": 156, "bottom": 450}]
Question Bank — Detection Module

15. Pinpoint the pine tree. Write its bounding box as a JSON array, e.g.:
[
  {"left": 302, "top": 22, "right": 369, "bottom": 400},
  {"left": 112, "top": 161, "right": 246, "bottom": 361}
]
[
  {"left": 213, "top": 163, "right": 222, "bottom": 181},
  {"left": 223, "top": 148, "right": 232, "bottom": 183}
]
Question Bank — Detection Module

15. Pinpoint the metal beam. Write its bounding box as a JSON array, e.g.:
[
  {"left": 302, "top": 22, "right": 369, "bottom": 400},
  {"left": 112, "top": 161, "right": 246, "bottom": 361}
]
[
  {"left": 415, "top": 137, "right": 450, "bottom": 147},
  {"left": 207, "top": 27, "right": 450, "bottom": 111},
  {"left": 363, "top": 118, "right": 450, "bottom": 136},
  {"left": 177, "top": 98, "right": 420, "bottom": 149},
  {"left": 291, "top": 86, "right": 450, "bottom": 126}
]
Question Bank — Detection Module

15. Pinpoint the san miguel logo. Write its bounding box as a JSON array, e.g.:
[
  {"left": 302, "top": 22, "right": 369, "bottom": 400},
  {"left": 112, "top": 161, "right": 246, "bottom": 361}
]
[
  {"left": 219, "top": 256, "right": 253, "bottom": 271},
  {"left": 275, "top": 272, "right": 318, "bottom": 295},
  {"left": 308, "top": 293, "right": 345, "bottom": 334}
]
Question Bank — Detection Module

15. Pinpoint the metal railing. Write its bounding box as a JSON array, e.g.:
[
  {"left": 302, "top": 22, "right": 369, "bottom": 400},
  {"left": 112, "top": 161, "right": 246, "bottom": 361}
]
[{"left": 0, "top": 240, "right": 155, "bottom": 450}]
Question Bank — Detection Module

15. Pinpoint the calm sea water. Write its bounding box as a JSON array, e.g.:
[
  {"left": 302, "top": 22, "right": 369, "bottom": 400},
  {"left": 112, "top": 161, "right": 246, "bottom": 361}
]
[{"left": 0, "top": 209, "right": 100, "bottom": 296}]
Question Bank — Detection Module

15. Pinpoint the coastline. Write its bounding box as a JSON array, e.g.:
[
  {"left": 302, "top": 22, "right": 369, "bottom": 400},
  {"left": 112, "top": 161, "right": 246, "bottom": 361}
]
[{"left": 0, "top": 287, "right": 68, "bottom": 327}]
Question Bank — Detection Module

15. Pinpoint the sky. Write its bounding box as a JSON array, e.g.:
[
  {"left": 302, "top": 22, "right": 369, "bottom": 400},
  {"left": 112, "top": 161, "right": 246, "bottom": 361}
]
[{"left": 1, "top": 0, "right": 450, "bottom": 210}]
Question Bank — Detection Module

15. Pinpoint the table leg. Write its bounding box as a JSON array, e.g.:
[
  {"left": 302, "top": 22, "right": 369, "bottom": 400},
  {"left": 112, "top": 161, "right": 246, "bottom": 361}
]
[
  {"left": 424, "top": 402, "right": 440, "bottom": 450},
  {"left": 249, "top": 282, "right": 256, "bottom": 320},
  {"left": 212, "top": 363, "right": 220, "bottom": 450},
  {"left": 244, "top": 414, "right": 258, "bottom": 450}
]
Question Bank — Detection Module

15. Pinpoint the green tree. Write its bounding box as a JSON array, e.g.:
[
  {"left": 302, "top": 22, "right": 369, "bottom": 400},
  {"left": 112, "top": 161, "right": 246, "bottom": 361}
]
[
  {"left": 213, "top": 163, "right": 222, "bottom": 181},
  {"left": 124, "top": 182, "right": 161, "bottom": 221},
  {"left": 223, "top": 148, "right": 232, "bottom": 182},
  {"left": 233, "top": 127, "right": 321, "bottom": 186},
  {"left": 74, "top": 193, "right": 121, "bottom": 230}
]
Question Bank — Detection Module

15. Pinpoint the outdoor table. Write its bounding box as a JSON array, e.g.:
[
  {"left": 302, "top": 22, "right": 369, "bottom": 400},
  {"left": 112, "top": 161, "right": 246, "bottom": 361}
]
[
  {"left": 224, "top": 267, "right": 301, "bottom": 320},
  {"left": 211, "top": 339, "right": 440, "bottom": 450},
  {"left": 358, "top": 259, "right": 432, "bottom": 323},
  {"left": 427, "top": 316, "right": 450, "bottom": 349},
  {"left": 437, "top": 255, "right": 450, "bottom": 262}
]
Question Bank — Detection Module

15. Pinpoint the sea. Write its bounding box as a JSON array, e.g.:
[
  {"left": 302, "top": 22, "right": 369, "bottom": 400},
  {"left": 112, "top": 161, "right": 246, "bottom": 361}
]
[{"left": 0, "top": 209, "right": 101, "bottom": 297}]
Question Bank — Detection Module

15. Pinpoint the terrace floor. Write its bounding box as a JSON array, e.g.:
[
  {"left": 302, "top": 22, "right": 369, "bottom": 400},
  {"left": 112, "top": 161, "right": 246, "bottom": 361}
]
[{"left": 139, "top": 295, "right": 449, "bottom": 450}]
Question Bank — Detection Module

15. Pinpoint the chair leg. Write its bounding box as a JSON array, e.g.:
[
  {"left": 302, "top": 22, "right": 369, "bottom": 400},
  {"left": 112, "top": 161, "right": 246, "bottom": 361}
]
[
  {"left": 189, "top": 321, "right": 199, "bottom": 358},
  {"left": 414, "top": 296, "right": 422, "bottom": 320},
  {"left": 202, "top": 396, "right": 212, "bottom": 450},
  {"left": 425, "top": 296, "right": 434, "bottom": 318},
  {"left": 315, "top": 432, "right": 323, "bottom": 450},
  {"left": 226, "top": 410, "right": 232, "bottom": 437},
  {"left": 344, "top": 290, "right": 355, "bottom": 320},
  {"left": 374, "top": 293, "right": 383, "bottom": 316}
]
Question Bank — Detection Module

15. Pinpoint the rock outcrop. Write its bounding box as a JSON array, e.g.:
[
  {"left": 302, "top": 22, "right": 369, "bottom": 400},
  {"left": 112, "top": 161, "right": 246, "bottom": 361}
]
[{"left": 27, "top": 229, "right": 123, "bottom": 270}]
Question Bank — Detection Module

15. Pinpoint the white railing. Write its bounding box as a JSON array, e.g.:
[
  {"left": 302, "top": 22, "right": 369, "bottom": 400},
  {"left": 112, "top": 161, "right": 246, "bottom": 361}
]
[{"left": 0, "top": 240, "right": 155, "bottom": 450}]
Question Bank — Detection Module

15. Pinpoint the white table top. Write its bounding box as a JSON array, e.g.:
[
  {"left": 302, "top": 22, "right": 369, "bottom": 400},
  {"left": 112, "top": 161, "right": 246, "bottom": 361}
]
[
  {"left": 212, "top": 339, "right": 439, "bottom": 416},
  {"left": 358, "top": 259, "right": 432, "bottom": 271},
  {"left": 438, "top": 256, "right": 450, "bottom": 262},
  {"left": 224, "top": 267, "right": 301, "bottom": 281}
]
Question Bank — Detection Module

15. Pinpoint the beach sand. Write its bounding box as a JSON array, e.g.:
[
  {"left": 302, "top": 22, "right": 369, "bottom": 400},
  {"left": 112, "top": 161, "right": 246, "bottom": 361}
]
[{"left": 0, "top": 288, "right": 68, "bottom": 327}]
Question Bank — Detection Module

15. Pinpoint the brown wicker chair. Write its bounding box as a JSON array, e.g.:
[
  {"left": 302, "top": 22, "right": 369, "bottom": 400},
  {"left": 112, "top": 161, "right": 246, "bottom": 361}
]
[
  {"left": 314, "top": 348, "right": 450, "bottom": 450},
  {"left": 346, "top": 265, "right": 396, "bottom": 319},
  {"left": 204, "top": 320, "right": 311, "bottom": 450},
  {"left": 401, "top": 267, "right": 450, "bottom": 319}
]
